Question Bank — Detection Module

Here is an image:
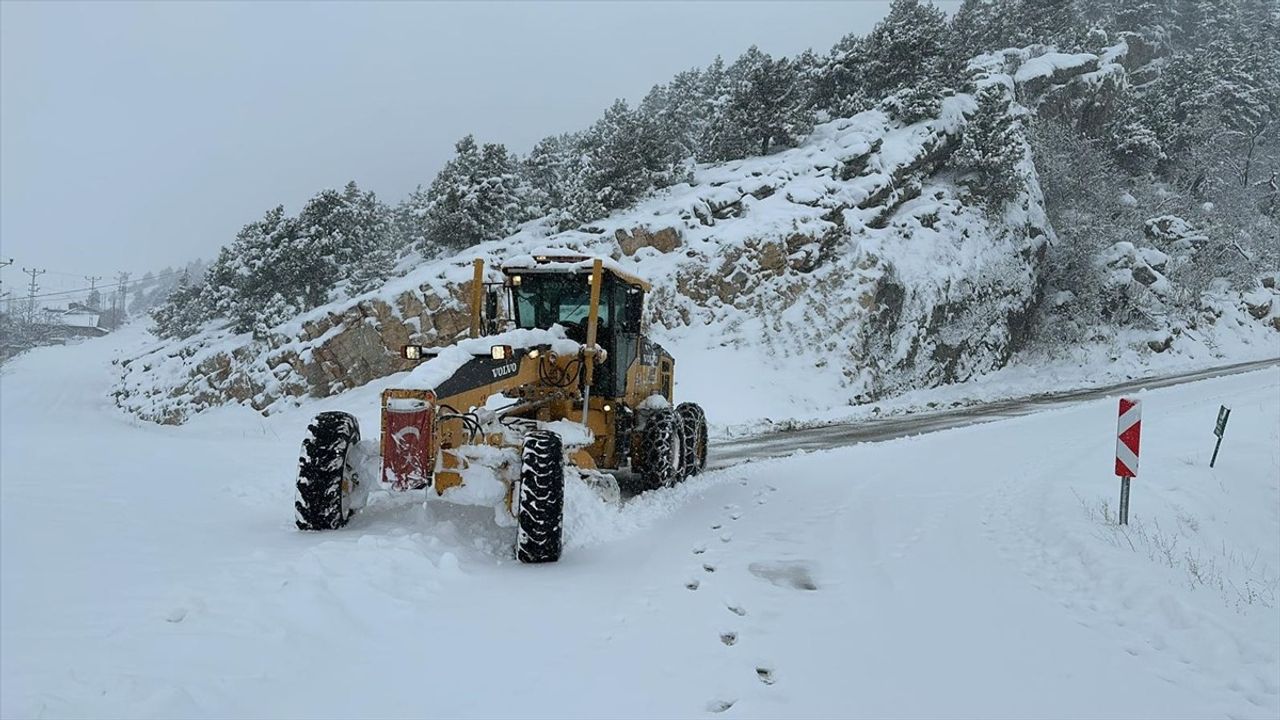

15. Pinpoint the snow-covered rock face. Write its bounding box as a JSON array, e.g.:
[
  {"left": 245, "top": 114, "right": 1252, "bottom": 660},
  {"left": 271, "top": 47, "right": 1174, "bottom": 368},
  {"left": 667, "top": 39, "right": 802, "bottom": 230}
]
[{"left": 118, "top": 49, "right": 1155, "bottom": 425}]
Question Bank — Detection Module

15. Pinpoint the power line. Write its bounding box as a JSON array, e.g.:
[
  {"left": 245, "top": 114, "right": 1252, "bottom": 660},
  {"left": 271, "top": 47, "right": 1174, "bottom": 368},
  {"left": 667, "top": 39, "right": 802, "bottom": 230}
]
[{"left": 22, "top": 269, "right": 186, "bottom": 302}]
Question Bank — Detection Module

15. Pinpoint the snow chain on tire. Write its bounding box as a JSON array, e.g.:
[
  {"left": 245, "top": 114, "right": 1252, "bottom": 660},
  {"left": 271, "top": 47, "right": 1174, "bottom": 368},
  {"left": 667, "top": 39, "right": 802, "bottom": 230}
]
[
  {"left": 517, "top": 430, "right": 565, "bottom": 563},
  {"left": 676, "top": 402, "right": 708, "bottom": 476},
  {"left": 636, "top": 407, "right": 687, "bottom": 491},
  {"left": 295, "top": 411, "right": 360, "bottom": 531}
]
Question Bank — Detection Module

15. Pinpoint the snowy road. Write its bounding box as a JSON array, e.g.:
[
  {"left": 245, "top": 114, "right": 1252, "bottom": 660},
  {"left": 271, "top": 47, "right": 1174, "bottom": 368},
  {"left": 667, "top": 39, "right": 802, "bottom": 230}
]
[
  {"left": 710, "top": 357, "right": 1279, "bottom": 469},
  {"left": 2, "top": 332, "right": 1277, "bottom": 719}
]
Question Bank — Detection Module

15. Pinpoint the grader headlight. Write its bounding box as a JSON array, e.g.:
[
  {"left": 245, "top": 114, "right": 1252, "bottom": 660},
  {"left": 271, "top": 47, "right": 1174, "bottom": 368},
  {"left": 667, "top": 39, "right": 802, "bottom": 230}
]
[
  {"left": 490, "top": 344, "right": 514, "bottom": 361},
  {"left": 402, "top": 344, "right": 425, "bottom": 360}
]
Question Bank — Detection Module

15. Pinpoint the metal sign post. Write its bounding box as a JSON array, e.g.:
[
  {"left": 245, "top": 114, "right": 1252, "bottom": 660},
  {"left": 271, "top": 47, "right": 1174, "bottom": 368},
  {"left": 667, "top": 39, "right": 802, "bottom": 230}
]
[
  {"left": 1115, "top": 397, "right": 1142, "bottom": 525},
  {"left": 1210, "top": 405, "right": 1231, "bottom": 468}
]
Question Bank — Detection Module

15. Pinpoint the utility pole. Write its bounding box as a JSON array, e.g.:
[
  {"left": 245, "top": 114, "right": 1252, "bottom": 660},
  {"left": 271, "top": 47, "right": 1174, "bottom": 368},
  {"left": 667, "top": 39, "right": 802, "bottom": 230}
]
[
  {"left": 22, "top": 267, "right": 45, "bottom": 326},
  {"left": 84, "top": 275, "right": 103, "bottom": 310},
  {"left": 112, "top": 271, "right": 131, "bottom": 329},
  {"left": 0, "top": 258, "right": 13, "bottom": 306}
]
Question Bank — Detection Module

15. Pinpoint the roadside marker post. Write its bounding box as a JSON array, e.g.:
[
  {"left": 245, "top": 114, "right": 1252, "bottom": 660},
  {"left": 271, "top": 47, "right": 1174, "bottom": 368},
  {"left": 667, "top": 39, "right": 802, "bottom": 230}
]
[
  {"left": 1115, "top": 397, "right": 1142, "bottom": 525},
  {"left": 1210, "top": 405, "right": 1231, "bottom": 468}
]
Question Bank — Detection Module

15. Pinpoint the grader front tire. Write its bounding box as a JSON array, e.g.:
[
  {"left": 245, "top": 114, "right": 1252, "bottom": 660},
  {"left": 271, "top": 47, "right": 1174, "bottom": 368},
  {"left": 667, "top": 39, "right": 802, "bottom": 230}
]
[
  {"left": 517, "top": 430, "right": 565, "bottom": 564},
  {"left": 295, "top": 411, "right": 361, "bottom": 531}
]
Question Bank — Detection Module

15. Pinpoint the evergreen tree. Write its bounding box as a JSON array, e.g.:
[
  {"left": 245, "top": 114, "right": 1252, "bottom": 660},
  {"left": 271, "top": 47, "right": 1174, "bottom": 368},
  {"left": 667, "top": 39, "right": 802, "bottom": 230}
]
[
  {"left": 1106, "top": 103, "right": 1165, "bottom": 175},
  {"left": 420, "top": 136, "right": 531, "bottom": 251},
  {"left": 861, "top": 0, "right": 954, "bottom": 104},
  {"left": 954, "top": 83, "right": 1025, "bottom": 208},
  {"left": 667, "top": 67, "right": 714, "bottom": 159},
  {"left": 522, "top": 133, "right": 584, "bottom": 229},
  {"left": 296, "top": 181, "right": 394, "bottom": 296},
  {"left": 811, "top": 33, "right": 873, "bottom": 119},
  {"left": 704, "top": 47, "right": 814, "bottom": 160},
  {"left": 1018, "top": 0, "right": 1083, "bottom": 48},
  {"left": 578, "top": 99, "right": 681, "bottom": 214},
  {"left": 880, "top": 72, "right": 949, "bottom": 125},
  {"left": 394, "top": 185, "right": 433, "bottom": 252},
  {"left": 149, "top": 271, "right": 210, "bottom": 340},
  {"left": 223, "top": 205, "right": 307, "bottom": 334},
  {"left": 950, "top": 0, "right": 1002, "bottom": 65}
]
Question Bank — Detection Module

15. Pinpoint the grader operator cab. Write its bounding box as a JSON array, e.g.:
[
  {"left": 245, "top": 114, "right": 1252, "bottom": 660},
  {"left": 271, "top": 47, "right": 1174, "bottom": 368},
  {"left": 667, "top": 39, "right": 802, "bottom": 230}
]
[{"left": 294, "top": 254, "right": 708, "bottom": 563}]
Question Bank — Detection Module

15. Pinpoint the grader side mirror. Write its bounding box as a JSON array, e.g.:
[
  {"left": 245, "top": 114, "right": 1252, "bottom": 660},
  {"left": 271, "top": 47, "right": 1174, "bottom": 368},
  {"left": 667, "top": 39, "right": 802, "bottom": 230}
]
[
  {"left": 484, "top": 289, "right": 499, "bottom": 321},
  {"left": 623, "top": 290, "right": 643, "bottom": 332}
]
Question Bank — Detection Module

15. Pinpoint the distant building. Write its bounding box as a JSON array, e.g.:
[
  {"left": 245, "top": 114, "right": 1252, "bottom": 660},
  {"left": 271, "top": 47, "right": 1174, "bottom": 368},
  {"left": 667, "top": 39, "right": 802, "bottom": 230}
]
[{"left": 36, "top": 306, "right": 108, "bottom": 339}]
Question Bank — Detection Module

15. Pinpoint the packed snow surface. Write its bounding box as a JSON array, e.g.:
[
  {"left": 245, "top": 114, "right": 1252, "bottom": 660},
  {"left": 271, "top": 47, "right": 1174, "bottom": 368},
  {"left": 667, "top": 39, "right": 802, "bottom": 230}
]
[{"left": 3, "top": 327, "right": 1278, "bottom": 718}]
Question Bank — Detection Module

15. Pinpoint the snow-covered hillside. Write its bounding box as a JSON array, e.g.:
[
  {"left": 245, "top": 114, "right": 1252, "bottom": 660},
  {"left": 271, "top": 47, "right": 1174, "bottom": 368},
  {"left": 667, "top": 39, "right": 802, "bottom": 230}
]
[
  {"left": 115, "top": 96, "right": 1040, "bottom": 425},
  {"left": 4, "top": 326, "right": 1278, "bottom": 718},
  {"left": 112, "top": 41, "right": 1279, "bottom": 430}
]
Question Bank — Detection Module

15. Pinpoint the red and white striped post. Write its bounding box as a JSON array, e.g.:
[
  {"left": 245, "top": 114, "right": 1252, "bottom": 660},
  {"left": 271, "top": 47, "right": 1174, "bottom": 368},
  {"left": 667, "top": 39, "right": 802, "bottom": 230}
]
[{"left": 1115, "top": 397, "right": 1142, "bottom": 525}]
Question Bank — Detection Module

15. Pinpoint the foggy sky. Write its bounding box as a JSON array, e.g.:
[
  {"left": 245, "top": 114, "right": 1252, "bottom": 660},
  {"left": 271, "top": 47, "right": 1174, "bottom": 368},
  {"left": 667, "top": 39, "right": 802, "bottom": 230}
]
[{"left": 1, "top": 1, "right": 954, "bottom": 290}]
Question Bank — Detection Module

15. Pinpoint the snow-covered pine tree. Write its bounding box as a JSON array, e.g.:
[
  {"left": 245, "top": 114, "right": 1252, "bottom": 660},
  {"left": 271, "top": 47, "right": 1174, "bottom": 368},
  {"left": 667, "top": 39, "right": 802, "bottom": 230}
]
[
  {"left": 230, "top": 205, "right": 309, "bottom": 334},
  {"left": 860, "top": 0, "right": 953, "bottom": 104},
  {"left": 294, "top": 181, "right": 395, "bottom": 296},
  {"left": 149, "top": 270, "right": 211, "bottom": 340},
  {"left": 950, "top": 0, "right": 1002, "bottom": 66},
  {"left": 1018, "top": 0, "right": 1083, "bottom": 48},
  {"left": 664, "top": 67, "right": 712, "bottom": 160},
  {"left": 522, "top": 133, "right": 583, "bottom": 230},
  {"left": 705, "top": 46, "right": 814, "bottom": 160},
  {"left": 954, "top": 82, "right": 1025, "bottom": 209},
  {"left": 810, "top": 33, "right": 874, "bottom": 120},
  {"left": 394, "top": 185, "right": 432, "bottom": 252},
  {"left": 579, "top": 99, "right": 679, "bottom": 214},
  {"left": 697, "top": 56, "right": 733, "bottom": 161},
  {"left": 1106, "top": 102, "right": 1165, "bottom": 175},
  {"left": 197, "top": 246, "right": 239, "bottom": 322},
  {"left": 1109, "top": 0, "right": 1177, "bottom": 43},
  {"left": 880, "top": 68, "right": 949, "bottom": 124},
  {"left": 420, "top": 136, "right": 530, "bottom": 251}
]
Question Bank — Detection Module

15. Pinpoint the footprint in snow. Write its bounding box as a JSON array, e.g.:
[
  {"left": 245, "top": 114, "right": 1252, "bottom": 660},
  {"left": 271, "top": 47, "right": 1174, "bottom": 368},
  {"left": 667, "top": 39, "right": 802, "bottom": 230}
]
[
  {"left": 720, "top": 631, "right": 738, "bottom": 646},
  {"left": 727, "top": 604, "right": 747, "bottom": 616},
  {"left": 686, "top": 580, "right": 700, "bottom": 591},
  {"left": 708, "top": 699, "right": 736, "bottom": 713},
  {"left": 711, "top": 523, "right": 722, "bottom": 530},
  {"left": 703, "top": 563, "right": 717, "bottom": 573},
  {"left": 756, "top": 667, "right": 776, "bottom": 685},
  {"left": 692, "top": 545, "right": 707, "bottom": 555},
  {"left": 730, "top": 512, "right": 741, "bottom": 521},
  {"left": 720, "top": 533, "right": 733, "bottom": 543}
]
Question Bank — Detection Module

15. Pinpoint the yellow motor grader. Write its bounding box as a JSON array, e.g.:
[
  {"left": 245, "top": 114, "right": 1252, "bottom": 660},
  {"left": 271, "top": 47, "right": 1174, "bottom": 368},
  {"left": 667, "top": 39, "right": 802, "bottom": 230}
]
[{"left": 294, "top": 254, "right": 708, "bottom": 563}]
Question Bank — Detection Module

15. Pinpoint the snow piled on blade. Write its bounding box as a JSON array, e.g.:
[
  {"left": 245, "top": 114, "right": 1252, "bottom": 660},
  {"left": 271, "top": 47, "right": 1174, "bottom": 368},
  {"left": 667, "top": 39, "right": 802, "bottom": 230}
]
[{"left": 400, "top": 325, "right": 579, "bottom": 392}]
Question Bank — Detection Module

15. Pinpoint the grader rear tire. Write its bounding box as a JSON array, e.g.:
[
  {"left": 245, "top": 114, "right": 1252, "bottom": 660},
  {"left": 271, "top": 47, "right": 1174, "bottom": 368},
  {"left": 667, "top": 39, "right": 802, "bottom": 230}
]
[
  {"left": 517, "top": 430, "right": 565, "bottom": 564},
  {"left": 677, "top": 402, "right": 708, "bottom": 476},
  {"left": 635, "top": 407, "right": 687, "bottom": 491},
  {"left": 295, "top": 411, "right": 360, "bottom": 530}
]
